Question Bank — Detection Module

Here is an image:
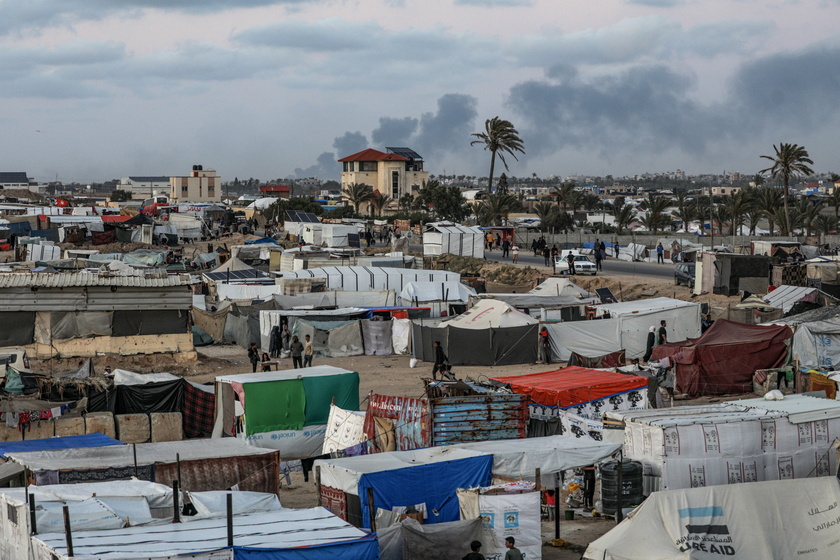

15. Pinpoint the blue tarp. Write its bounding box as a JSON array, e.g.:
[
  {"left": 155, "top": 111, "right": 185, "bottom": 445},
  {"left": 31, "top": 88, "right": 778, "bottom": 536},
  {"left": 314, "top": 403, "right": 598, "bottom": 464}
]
[
  {"left": 233, "top": 537, "right": 379, "bottom": 560},
  {"left": 582, "top": 242, "right": 616, "bottom": 249},
  {"left": 29, "top": 228, "right": 60, "bottom": 242},
  {"left": 357, "top": 454, "right": 493, "bottom": 530},
  {"left": 8, "top": 221, "right": 32, "bottom": 236},
  {"left": 245, "top": 237, "right": 279, "bottom": 245},
  {"left": 0, "top": 432, "right": 123, "bottom": 459}
]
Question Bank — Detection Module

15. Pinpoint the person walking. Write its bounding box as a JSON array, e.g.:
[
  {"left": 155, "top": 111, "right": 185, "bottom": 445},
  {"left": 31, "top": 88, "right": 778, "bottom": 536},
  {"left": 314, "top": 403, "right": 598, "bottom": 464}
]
[
  {"left": 248, "top": 342, "right": 260, "bottom": 373},
  {"left": 432, "top": 341, "right": 447, "bottom": 380},
  {"left": 531, "top": 238, "right": 538, "bottom": 257},
  {"left": 501, "top": 238, "right": 510, "bottom": 258},
  {"left": 543, "top": 246, "right": 551, "bottom": 267},
  {"left": 495, "top": 233, "right": 501, "bottom": 249},
  {"left": 658, "top": 320, "right": 668, "bottom": 345},
  {"left": 656, "top": 242, "right": 664, "bottom": 264},
  {"left": 643, "top": 326, "right": 656, "bottom": 362},
  {"left": 504, "top": 537, "right": 523, "bottom": 560},
  {"left": 290, "top": 336, "right": 304, "bottom": 368},
  {"left": 462, "top": 541, "right": 485, "bottom": 560},
  {"left": 303, "top": 334, "right": 314, "bottom": 367},
  {"left": 486, "top": 232, "right": 494, "bottom": 251},
  {"left": 540, "top": 327, "right": 551, "bottom": 364},
  {"left": 512, "top": 243, "right": 519, "bottom": 264},
  {"left": 594, "top": 248, "right": 603, "bottom": 271},
  {"left": 582, "top": 466, "right": 596, "bottom": 510}
]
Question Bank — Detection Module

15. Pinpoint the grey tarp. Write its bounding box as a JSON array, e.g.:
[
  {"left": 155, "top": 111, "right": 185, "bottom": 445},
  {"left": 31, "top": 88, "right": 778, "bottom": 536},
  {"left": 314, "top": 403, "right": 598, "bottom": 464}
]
[
  {"left": 0, "top": 312, "right": 35, "bottom": 346},
  {"left": 191, "top": 307, "right": 229, "bottom": 343},
  {"left": 225, "top": 300, "right": 276, "bottom": 349},
  {"left": 35, "top": 311, "right": 113, "bottom": 342},
  {"left": 412, "top": 321, "right": 538, "bottom": 366},
  {"left": 298, "top": 320, "right": 364, "bottom": 358},
  {"left": 362, "top": 320, "right": 393, "bottom": 356},
  {"left": 111, "top": 310, "right": 188, "bottom": 336},
  {"left": 378, "top": 517, "right": 496, "bottom": 560}
]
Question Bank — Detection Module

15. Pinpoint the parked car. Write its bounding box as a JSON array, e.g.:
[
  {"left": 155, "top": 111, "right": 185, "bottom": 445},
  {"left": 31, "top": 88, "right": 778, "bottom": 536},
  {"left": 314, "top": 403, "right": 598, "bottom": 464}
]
[
  {"left": 0, "top": 348, "right": 31, "bottom": 380},
  {"left": 674, "top": 263, "right": 695, "bottom": 287},
  {"left": 554, "top": 254, "right": 597, "bottom": 275}
]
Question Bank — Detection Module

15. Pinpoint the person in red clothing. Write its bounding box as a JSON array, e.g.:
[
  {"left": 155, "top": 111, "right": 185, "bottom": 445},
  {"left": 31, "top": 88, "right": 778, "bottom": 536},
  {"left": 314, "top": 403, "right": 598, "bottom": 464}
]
[{"left": 539, "top": 327, "right": 551, "bottom": 364}]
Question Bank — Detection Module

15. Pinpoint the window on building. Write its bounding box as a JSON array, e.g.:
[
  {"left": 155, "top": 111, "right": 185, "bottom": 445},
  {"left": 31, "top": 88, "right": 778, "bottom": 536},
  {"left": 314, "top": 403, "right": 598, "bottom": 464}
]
[
  {"left": 343, "top": 162, "right": 355, "bottom": 172},
  {"left": 181, "top": 186, "right": 188, "bottom": 196},
  {"left": 360, "top": 162, "right": 377, "bottom": 172},
  {"left": 392, "top": 171, "right": 400, "bottom": 199}
]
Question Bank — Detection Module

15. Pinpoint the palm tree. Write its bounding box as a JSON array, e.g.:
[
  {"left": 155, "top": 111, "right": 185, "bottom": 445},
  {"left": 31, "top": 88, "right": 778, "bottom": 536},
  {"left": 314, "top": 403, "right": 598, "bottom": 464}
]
[
  {"left": 533, "top": 202, "right": 557, "bottom": 232},
  {"left": 815, "top": 214, "right": 838, "bottom": 241},
  {"left": 370, "top": 192, "right": 392, "bottom": 217},
  {"left": 746, "top": 208, "right": 763, "bottom": 235},
  {"left": 797, "top": 199, "right": 823, "bottom": 237},
  {"left": 760, "top": 143, "right": 815, "bottom": 235},
  {"left": 551, "top": 182, "right": 576, "bottom": 212},
  {"left": 754, "top": 186, "right": 783, "bottom": 236},
  {"left": 752, "top": 174, "right": 765, "bottom": 188},
  {"left": 612, "top": 198, "right": 635, "bottom": 235},
  {"left": 641, "top": 194, "right": 673, "bottom": 233},
  {"left": 829, "top": 188, "right": 840, "bottom": 219},
  {"left": 672, "top": 203, "right": 698, "bottom": 233},
  {"left": 470, "top": 117, "right": 525, "bottom": 193},
  {"left": 476, "top": 192, "right": 521, "bottom": 226},
  {"left": 342, "top": 182, "right": 374, "bottom": 213},
  {"left": 725, "top": 190, "right": 753, "bottom": 237}
]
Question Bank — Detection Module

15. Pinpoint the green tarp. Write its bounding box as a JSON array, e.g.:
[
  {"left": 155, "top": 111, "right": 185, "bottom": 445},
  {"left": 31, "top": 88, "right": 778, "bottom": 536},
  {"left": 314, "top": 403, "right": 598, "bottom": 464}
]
[
  {"left": 243, "top": 379, "right": 306, "bottom": 435},
  {"left": 302, "top": 373, "right": 360, "bottom": 425}
]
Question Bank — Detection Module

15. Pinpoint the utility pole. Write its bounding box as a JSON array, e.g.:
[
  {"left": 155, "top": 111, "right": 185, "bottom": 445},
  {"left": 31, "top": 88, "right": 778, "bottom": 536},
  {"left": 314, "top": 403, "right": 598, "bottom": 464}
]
[{"left": 709, "top": 185, "right": 714, "bottom": 251}]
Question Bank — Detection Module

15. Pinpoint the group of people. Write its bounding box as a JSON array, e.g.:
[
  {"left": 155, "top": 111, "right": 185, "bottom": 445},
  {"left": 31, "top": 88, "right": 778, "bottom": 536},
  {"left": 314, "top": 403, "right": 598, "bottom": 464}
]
[
  {"left": 249, "top": 326, "right": 314, "bottom": 372},
  {"left": 643, "top": 320, "right": 669, "bottom": 362},
  {"left": 462, "top": 537, "right": 522, "bottom": 560}
]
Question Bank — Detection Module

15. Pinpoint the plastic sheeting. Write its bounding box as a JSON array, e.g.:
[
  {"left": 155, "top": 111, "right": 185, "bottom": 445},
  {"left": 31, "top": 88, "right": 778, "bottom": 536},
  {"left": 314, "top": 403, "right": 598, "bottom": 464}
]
[
  {"left": 478, "top": 491, "right": 541, "bottom": 560},
  {"left": 791, "top": 316, "right": 840, "bottom": 371},
  {"left": 378, "top": 517, "right": 493, "bottom": 560},
  {"left": 584, "top": 477, "right": 840, "bottom": 560},
  {"left": 362, "top": 320, "right": 393, "bottom": 356},
  {"left": 413, "top": 321, "right": 538, "bottom": 366},
  {"left": 188, "top": 491, "right": 282, "bottom": 516},
  {"left": 0, "top": 311, "right": 35, "bottom": 346},
  {"left": 192, "top": 306, "right": 229, "bottom": 343},
  {"left": 323, "top": 404, "right": 367, "bottom": 454},
  {"left": 493, "top": 366, "right": 649, "bottom": 407},
  {"left": 391, "top": 318, "right": 410, "bottom": 355},
  {"left": 35, "top": 498, "right": 133, "bottom": 533}
]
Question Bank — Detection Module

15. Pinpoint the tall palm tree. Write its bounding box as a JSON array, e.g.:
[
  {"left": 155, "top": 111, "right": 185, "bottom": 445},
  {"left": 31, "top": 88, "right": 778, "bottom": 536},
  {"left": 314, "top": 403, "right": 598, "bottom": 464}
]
[
  {"left": 370, "top": 192, "right": 393, "bottom": 217},
  {"left": 760, "top": 143, "right": 815, "bottom": 235},
  {"left": 725, "top": 190, "right": 753, "bottom": 237},
  {"left": 797, "top": 199, "right": 823, "bottom": 237},
  {"left": 746, "top": 208, "right": 763, "bottom": 235},
  {"left": 551, "top": 182, "right": 576, "bottom": 212},
  {"left": 754, "top": 186, "right": 783, "bottom": 236},
  {"left": 672, "top": 203, "right": 698, "bottom": 233},
  {"left": 470, "top": 117, "right": 525, "bottom": 193},
  {"left": 476, "top": 192, "right": 521, "bottom": 226},
  {"left": 829, "top": 188, "right": 840, "bottom": 219},
  {"left": 641, "top": 194, "right": 673, "bottom": 233},
  {"left": 752, "top": 174, "right": 765, "bottom": 188},
  {"left": 533, "top": 202, "right": 557, "bottom": 232},
  {"left": 815, "top": 214, "right": 838, "bottom": 241},
  {"left": 612, "top": 197, "right": 635, "bottom": 235},
  {"left": 342, "top": 182, "right": 374, "bottom": 213}
]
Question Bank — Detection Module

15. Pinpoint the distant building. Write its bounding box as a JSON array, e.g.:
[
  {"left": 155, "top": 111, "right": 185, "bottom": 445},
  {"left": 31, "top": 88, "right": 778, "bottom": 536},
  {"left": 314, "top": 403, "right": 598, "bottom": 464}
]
[
  {"left": 169, "top": 165, "right": 221, "bottom": 203},
  {"left": 338, "top": 147, "right": 428, "bottom": 210},
  {"left": 0, "top": 172, "right": 31, "bottom": 189},
  {"left": 119, "top": 176, "right": 172, "bottom": 200},
  {"left": 259, "top": 185, "right": 291, "bottom": 199},
  {"left": 711, "top": 186, "right": 742, "bottom": 196}
]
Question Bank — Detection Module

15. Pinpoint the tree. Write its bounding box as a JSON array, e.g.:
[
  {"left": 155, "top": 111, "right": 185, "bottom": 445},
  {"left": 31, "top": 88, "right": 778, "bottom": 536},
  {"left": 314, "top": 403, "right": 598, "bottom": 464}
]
[
  {"left": 640, "top": 194, "right": 672, "bottom": 233},
  {"left": 475, "top": 192, "right": 521, "bottom": 226},
  {"left": 760, "top": 143, "right": 815, "bottom": 236},
  {"left": 370, "top": 192, "right": 392, "bottom": 217},
  {"left": 470, "top": 117, "right": 525, "bottom": 193},
  {"left": 612, "top": 197, "right": 635, "bottom": 235},
  {"left": 497, "top": 173, "right": 509, "bottom": 194},
  {"left": 110, "top": 189, "right": 132, "bottom": 202},
  {"left": 829, "top": 187, "right": 840, "bottom": 219},
  {"left": 533, "top": 202, "right": 557, "bottom": 233},
  {"left": 551, "top": 182, "right": 576, "bottom": 212},
  {"left": 754, "top": 186, "right": 783, "bottom": 236},
  {"left": 797, "top": 199, "right": 823, "bottom": 237},
  {"left": 724, "top": 190, "right": 753, "bottom": 237},
  {"left": 814, "top": 214, "right": 838, "bottom": 239},
  {"left": 342, "top": 182, "right": 374, "bottom": 213},
  {"left": 398, "top": 193, "right": 415, "bottom": 213},
  {"left": 415, "top": 180, "right": 471, "bottom": 222}
]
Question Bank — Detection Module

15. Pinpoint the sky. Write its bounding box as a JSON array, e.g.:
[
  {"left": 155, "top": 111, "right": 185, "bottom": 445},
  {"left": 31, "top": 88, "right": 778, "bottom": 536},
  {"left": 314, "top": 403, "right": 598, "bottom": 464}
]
[{"left": 1, "top": 0, "right": 839, "bottom": 183}]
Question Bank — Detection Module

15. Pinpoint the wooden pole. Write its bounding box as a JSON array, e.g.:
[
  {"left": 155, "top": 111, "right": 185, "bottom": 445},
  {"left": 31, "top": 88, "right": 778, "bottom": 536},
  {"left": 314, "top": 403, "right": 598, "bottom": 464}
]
[
  {"left": 315, "top": 466, "right": 322, "bottom": 506},
  {"left": 616, "top": 452, "right": 624, "bottom": 524},
  {"left": 173, "top": 480, "right": 180, "bottom": 523},
  {"left": 63, "top": 505, "right": 74, "bottom": 557},
  {"left": 554, "top": 472, "right": 561, "bottom": 540},
  {"left": 226, "top": 493, "right": 234, "bottom": 547},
  {"left": 367, "top": 487, "right": 376, "bottom": 532},
  {"left": 29, "top": 495, "right": 37, "bottom": 535},
  {"left": 132, "top": 444, "right": 138, "bottom": 478}
]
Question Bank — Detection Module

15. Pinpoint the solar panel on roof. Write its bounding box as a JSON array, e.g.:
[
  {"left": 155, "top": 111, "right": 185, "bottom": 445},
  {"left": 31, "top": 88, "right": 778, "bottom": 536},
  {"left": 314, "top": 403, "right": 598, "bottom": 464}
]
[
  {"left": 204, "top": 269, "right": 272, "bottom": 282},
  {"left": 385, "top": 147, "right": 422, "bottom": 160},
  {"left": 285, "top": 210, "right": 319, "bottom": 223}
]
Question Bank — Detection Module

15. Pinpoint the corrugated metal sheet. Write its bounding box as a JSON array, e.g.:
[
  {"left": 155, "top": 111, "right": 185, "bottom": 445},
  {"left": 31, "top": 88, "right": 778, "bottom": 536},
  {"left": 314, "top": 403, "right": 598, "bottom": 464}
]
[
  {"left": 431, "top": 394, "right": 529, "bottom": 446},
  {"left": 0, "top": 272, "right": 192, "bottom": 288},
  {"left": 363, "top": 394, "right": 431, "bottom": 451},
  {"left": 0, "top": 286, "right": 192, "bottom": 311}
]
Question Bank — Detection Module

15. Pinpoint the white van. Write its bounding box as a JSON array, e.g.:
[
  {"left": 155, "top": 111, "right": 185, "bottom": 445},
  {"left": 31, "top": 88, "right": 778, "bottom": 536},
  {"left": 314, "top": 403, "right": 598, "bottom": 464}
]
[{"left": 0, "top": 348, "right": 32, "bottom": 378}]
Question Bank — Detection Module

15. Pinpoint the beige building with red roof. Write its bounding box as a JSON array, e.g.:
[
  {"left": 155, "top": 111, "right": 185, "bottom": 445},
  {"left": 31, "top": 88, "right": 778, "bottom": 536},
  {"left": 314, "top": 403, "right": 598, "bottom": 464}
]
[{"left": 338, "top": 147, "right": 428, "bottom": 209}]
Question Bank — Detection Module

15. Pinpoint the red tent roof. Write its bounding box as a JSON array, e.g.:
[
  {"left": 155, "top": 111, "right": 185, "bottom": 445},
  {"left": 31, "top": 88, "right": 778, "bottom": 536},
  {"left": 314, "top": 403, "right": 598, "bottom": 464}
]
[
  {"left": 338, "top": 148, "right": 409, "bottom": 163},
  {"left": 101, "top": 215, "right": 130, "bottom": 222},
  {"left": 491, "top": 366, "right": 648, "bottom": 407}
]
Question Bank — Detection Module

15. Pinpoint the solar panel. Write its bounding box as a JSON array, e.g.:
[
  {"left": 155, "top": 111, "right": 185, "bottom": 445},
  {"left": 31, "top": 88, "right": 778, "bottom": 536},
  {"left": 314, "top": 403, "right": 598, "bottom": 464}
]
[
  {"left": 285, "top": 210, "right": 319, "bottom": 223},
  {"left": 386, "top": 147, "right": 422, "bottom": 160},
  {"left": 204, "top": 269, "right": 272, "bottom": 282},
  {"left": 347, "top": 233, "right": 361, "bottom": 248}
]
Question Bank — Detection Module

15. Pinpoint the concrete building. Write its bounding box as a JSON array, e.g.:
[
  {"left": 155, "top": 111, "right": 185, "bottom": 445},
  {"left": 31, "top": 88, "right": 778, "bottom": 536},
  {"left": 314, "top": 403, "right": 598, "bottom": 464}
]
[
  {"left": 338, "top": 147, "right": 428, "bottom": 207},
  {"left": 711, "top": 186, "right": 742, "bottom": 196},
  {"left": 169, "top": 165, "right": 221, "bottom": 203},
  {"left": 0, "top": 172, "right": 31, "bottom": 189},
  {"left": 119, "top": 176, "right": 171, "bottom": 200},
  {"left": 259, "top": 185, "right": 291, "bottom": 199}
]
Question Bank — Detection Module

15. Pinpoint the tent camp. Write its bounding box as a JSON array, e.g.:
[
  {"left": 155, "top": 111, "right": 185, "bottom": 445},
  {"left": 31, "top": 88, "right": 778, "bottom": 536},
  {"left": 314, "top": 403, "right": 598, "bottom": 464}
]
[
  {"left": 278, "top": 266, "right": 460, "bottom": 292},
  {"left": 651, "top": 319, "right": 792, "bottom": 396},
  {"left": 492, "top": 367, "right": 649, "bottom": 440},
  {"left": 584, "top": 477, "right": 840, "bottom": 560},
  {"left": 422, "top": 222, "right": 485, "bottom": 258},
  {"left": 316, "top": 447, "right": 493, "bottom": 529},
  {"left": 6, "top": 438, "right": 279, "bottom": 493},
  {"left": 546, "top": 297, "right": 701, "bottom": 361},
  {"left": 212, "top": 366, "right": 360, "bottom": 458},
  {"left": 611, "top": 394, "right": 839, "bottom": 492},
  {"left": 475, "top": 277, "right": 600, "bottom": 320},
  {"left": 33, "top": 507, "right": 377, "bottom": 560},
  {"left": 412, "top": 299, "right": 539, "bottom": 366},
  {"left": 398, "top": 281, "right": 475, "bottom": 317}
]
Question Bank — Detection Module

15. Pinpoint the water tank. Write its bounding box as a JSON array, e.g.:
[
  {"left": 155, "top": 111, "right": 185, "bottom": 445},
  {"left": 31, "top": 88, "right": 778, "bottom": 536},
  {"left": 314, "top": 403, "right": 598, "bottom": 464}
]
[{"left": 599, "top": 459, "right": 644, "bottom": 515}]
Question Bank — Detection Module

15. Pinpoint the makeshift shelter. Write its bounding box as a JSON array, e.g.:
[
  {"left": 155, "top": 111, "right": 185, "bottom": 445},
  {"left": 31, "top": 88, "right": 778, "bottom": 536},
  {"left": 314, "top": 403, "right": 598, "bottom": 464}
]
[
  {"left": 315, "top": 447, "right": 493, "bottom": 529},
  {"left": 272, "top": 289, "right": 397, "bottom": 310},
  {"left": 786, "top": 314, "right": 840, "bottom": 371},
  {"left": 696, "top": 252, "right": 771, "bottom": 295},
  {"left": 303, "top": 223, "right": 360, "bottom": 247},
  {"left": 475, "top": 278, "right": 600, "bottom": 320},
  {"left": 7, "top": 438, "right": 279, "bottom": 493},
  {"left": 212, "top": 366, "right": 360, "bottom": 458},
  {"left": 33, "top": 507, "right": 377, "bottom": 560},
  {"left": 762, "top": 284, "right": 837, "bottom": 314},
  {"left": 278, "top": 266, "right": 460, "bottom": 292},
  {"left": 0, "top": 432, "right": 122, "bottom": 461},
  {"left": 412, "top": 299, "right": 539, "bottom": 366},
  {"left": 585, "top": 477, "right": 840, "bottom": 560},
  {"left": 651, "top": 319, "right": 792, "bottom": 396},
  {"left": 492, "top": 367, "right": 649, "bottom": 440},
  {"left": 398, "top": 281, "right": 474, "bottom": 318},
  {"left": 378, "top": 517, "right": 492, "bottom": 560},
  {"left": 547, "top": 297, "right": 701, "bottom": 361},
  {"left": 422, "top": 222, "right": 485, "bottom": 258},
  {"left": 611, "top": 394, "right": 839, "bottom": 493}
]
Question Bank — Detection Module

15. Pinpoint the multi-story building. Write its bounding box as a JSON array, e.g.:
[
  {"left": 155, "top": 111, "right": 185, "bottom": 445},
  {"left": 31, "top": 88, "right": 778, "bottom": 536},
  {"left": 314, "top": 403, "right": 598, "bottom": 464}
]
[
  {"left": 169, "top": 165, "right": 221, "bottom": 203},
  {"left": 119, "top": 176, "right": 171, "bottom": 200},
  {"left": 0, "top": 172, "right": 31, "bottom": 189},
  {"left": 259, "top": 185, "right": 291, "bottom": 199},
  {"left": 338, "top": 147, "right": 428, "bottom": 206}
]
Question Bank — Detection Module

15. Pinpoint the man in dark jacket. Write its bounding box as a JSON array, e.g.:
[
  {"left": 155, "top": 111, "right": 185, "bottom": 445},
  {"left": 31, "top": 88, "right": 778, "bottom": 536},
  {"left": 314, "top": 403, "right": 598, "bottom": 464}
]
[
  {"left": 290, "top": 336, "right": 304, "bottom": 369},
  {"left": 432, "top": 341, "right": 447, "bottom": 380},
  {"left": 248, "top": 342, "right": 260, "bottom": 372}
]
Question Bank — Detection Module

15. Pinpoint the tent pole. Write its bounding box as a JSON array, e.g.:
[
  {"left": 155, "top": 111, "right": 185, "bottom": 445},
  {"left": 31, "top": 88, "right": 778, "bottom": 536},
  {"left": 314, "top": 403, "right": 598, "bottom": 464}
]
[
  {"left": 173, "top": 480, "right": 180, "bottom": 523},
  {"left": 226, "top": 493, "right": 234, "bottom": 547},
  {"left": 63, "top": 505, "right": 74, "bottom": 557},
  {"left": 555, "top": 472, "right": 562, "bottom": 540},
  {"left": 29, "top": 494, "right": 37, "bottom": 535},
  {"left": 616, "top": 451, "right": 624, "bottom": 524},
  {"left": 176, "top": 453, "right": 181, "bottom": 489},
  {"left": 367, "top": 487, "right": 376, "bottom": 531},
  {"left": 315, "top": 466, "right": 322, "bottom": 504},
  {"left": 133, "top": 444, "right": 138, "bottom": 478}
]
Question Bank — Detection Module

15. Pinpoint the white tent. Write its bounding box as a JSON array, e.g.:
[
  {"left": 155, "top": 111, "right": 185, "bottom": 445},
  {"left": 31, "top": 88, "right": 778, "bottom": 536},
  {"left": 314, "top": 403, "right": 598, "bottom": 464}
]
[
  {"left": 529, "top": 277, "right": 598, "bottom": 299},
  {"left": 399, "top": 281, "right": 476, "bottom": 316},
  {"left": 790, "top": 315, "right": 840, "bottom": 372},
  {"left": 446, "top": 299, "right": 538, "bottom": 329},
  {"left": 422, "top": 222, "right": 485, "bottom": 258},
  {"left": 246, "top": 197, "right": 279, "bottom": 210},
  {"left": 303, "top": 223, "right": 360, "bottom": 247},
  {"left": 584, "top": 477, "right": 840, "bottom": 560},
  {"left": 547, "top": 297, "right": 701, "bottom": 360},
  {"left": 278, "top": 266, "right": 460, "bottom": 292}
]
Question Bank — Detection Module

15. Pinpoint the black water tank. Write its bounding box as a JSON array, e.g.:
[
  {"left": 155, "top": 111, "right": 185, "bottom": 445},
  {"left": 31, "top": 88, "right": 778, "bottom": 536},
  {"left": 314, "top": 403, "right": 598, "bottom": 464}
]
[{"left": 600, "top": 459, "right": 644, "bottom": 515}]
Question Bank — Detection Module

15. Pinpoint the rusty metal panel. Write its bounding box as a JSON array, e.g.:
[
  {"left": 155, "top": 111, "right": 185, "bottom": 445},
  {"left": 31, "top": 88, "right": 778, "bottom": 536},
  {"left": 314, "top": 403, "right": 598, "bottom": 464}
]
[
  {"left": 364, "top": 394, "right": 431, "bottom": 451},
  {"left": 431, "top": 394, "right": 529, "bottom": 446}
]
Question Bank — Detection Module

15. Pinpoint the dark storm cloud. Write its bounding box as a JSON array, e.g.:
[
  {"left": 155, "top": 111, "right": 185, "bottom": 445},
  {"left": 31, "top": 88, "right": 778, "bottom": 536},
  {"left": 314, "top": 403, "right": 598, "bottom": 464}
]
[
  {"left": 413, "top": 93, "right": 478, "bottom": 158},
  {"left": 371, "top": 117, "right": 419, "bottom": 146},
  {"left": 0, "top": 0, "right": 314, "bottom": 35},
  {"left": 332, "top": 132, "right": 369, "bottom": 159},
  {"left": 294, "top": 151, "right": 339, "bottom": 179}
]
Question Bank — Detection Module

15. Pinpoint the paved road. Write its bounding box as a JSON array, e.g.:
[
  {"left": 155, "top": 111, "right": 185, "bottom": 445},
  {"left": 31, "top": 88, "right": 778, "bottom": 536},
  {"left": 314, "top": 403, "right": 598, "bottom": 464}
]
[{"left": 485, "top": 248, "right": 676, "bottom": 280}]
